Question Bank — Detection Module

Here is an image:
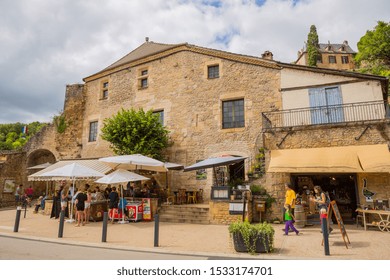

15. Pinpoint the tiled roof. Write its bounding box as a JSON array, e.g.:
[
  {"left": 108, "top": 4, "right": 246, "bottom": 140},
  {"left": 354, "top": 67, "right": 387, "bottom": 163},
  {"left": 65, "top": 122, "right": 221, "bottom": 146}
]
[
  {"left": 102, "top": 41, "right": 186, "bottom": 71},
  {"left": 83, "top": 41, "right": 280, "bottom": 82}
]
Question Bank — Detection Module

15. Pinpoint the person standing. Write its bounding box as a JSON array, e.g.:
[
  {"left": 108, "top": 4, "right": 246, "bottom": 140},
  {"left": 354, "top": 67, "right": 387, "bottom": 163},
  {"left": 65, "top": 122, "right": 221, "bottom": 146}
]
[
  {"left": 74, "top": 190, "right": 87, "bottom": 227},
  {"left": 108, "top": 187, "right": 119, "bottom": 224},
  {"left": 84, "top": 189, "right": 92, "bottom": 224},
  {"left": 311, "top": 185, "right": 333, "bottom": 233},
  {"left": 284, "top": 204, "right": 300, "bottom": 235},
  {"left": 284, "top": 183, "right": 296, "bottom": 220},
  {"left": 14, "top": 184, "right": 22, "bottom": 207}
]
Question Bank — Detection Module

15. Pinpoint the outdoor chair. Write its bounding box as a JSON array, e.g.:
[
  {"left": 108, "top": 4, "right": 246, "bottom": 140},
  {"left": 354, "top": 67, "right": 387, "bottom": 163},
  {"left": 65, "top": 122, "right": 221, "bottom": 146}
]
[{"left": 187, "top": 190, "right": 197, "bottom": 204}]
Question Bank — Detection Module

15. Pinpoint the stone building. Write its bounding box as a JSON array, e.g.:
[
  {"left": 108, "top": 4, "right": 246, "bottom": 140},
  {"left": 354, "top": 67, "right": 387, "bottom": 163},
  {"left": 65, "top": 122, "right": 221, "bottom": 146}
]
[
  {"left": 0, "top": 39, "right": 388, "bottom": 224},
  {"left": 296, "top": 40, "right": 357, "bottom": 70}
]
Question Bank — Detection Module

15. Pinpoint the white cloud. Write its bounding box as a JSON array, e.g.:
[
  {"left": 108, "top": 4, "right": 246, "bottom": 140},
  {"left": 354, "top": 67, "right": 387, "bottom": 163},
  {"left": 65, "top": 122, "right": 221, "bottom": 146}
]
[{"left": 0, "top": 0, "right": 388, "bottom": 123}]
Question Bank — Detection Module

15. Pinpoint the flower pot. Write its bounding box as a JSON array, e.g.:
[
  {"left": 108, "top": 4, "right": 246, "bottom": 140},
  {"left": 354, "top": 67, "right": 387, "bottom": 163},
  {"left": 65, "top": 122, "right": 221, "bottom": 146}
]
[{"left": 232, "top": 232, "right": 272, "bottom": 253}]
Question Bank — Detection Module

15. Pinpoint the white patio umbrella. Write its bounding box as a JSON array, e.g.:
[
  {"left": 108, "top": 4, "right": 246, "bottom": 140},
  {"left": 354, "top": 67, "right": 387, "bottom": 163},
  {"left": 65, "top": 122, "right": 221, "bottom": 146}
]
[
  {"left": 99, "top": 154, "right": 168, "bottom": 172},
  {"left": 95, "top": 169, "right": 150, "bottom": 224},
  {"left": 27, "top": 162, "right": 53, "bottom": 197},
  {"left": 39, "top": 163, "right": 105, "bottom": 222}
]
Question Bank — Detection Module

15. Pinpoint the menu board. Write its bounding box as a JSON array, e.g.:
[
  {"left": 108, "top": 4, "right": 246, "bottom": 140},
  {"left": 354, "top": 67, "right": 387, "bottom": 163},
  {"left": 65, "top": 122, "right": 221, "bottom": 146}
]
[
  {"left": 330, "top": 201, "right": 350, "bottom": 249},
  {"left": 142, "top": 198, "right": 152, "bottom": 221}
]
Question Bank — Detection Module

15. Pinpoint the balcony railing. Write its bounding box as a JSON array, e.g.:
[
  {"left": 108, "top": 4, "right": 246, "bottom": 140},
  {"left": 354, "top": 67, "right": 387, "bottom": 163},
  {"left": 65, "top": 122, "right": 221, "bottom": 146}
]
[{"left": 262, "top": 100, "right": 389, "bottom": 130}]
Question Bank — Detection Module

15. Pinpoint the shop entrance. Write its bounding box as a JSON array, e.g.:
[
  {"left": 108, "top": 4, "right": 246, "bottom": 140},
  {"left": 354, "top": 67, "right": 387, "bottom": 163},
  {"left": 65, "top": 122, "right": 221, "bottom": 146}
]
[{"left": 292, "top": 173, "right": 358, "bottom": 224}]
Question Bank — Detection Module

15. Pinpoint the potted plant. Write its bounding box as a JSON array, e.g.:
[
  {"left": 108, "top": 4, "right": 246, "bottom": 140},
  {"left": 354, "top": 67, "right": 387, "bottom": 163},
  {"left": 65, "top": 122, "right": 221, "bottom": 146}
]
[{"left": 228, "top": 220, "right": 275, "bottom": 254}]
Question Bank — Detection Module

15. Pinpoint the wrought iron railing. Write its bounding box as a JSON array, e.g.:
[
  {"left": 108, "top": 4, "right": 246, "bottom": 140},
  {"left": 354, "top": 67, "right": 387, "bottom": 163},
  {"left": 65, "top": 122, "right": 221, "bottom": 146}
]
[{"left": 262, "top": 100, "right": 389, "bottom": 130}]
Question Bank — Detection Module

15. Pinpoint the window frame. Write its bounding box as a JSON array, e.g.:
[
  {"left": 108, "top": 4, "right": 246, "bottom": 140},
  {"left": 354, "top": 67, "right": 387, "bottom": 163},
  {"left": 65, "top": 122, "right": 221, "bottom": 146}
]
[
  {"left": 341, "top": 56, "right": 349, "bottom": 64},
  {"left": 138, "top": 68, "right": 149, "bottom": 89},
  {"left": 207, "top": 65, "right": 220, "bottom": 79},
  {"left": 100, "top": 80, "right": 109, "bottom": 100},
  {"left": 328, "top": 56, "right": 337, "bottom": 64},
  {"left": 88, "top": 121, "right": 98, "bottom": 142},
  {"left": 222, "top": 99, "right": 245, "bottom": 129},
  {"left": 153, "top": 110, "right": 164, "bottom": 126}
]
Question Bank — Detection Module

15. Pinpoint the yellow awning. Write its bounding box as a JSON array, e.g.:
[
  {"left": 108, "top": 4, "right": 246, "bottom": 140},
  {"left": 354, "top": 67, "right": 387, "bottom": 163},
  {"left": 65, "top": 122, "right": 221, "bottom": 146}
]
[
  {"left": 268, "top": 144, "right": 390, "bottom": 173},
  {"left": 357, "top": 144, "right": 390, "bottom": 172}
]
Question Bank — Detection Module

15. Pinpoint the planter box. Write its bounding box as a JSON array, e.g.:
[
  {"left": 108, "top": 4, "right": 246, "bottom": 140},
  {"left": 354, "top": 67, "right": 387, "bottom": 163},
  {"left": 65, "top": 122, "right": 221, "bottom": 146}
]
[{"left": 232, "top": 232, "right": 272, "bottom": 253}]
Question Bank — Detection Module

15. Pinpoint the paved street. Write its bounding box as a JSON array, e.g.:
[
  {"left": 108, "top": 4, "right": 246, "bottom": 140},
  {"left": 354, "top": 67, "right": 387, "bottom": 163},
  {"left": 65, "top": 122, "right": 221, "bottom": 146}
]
[{"left": 0, "top": 208, "right": 390, "bottom": 260}]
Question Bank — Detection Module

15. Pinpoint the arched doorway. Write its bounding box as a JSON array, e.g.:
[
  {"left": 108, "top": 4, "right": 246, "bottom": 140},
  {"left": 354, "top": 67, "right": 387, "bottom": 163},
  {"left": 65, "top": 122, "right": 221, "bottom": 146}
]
[{"left": 27, "top": 149, "right": 56, "bottom": 197}]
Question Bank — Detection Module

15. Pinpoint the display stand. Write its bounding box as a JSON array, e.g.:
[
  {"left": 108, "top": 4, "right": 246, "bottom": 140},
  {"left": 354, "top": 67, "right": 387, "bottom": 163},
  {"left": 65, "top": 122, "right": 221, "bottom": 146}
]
[{"left": 142, "top": 198, "right": 152, "bottom": 221}]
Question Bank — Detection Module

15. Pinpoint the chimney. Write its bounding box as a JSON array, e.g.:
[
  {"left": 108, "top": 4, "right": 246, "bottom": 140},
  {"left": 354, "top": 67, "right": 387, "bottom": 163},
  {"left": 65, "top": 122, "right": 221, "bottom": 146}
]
[
  {"left": 261, "top": 50, "right": 273, "bottom": 60},
  {"left": 145, "top": 37, "right": 149, "bottom": 43},
  {"left": 343, "top": 40, "right": 348, "bottom": 45}
]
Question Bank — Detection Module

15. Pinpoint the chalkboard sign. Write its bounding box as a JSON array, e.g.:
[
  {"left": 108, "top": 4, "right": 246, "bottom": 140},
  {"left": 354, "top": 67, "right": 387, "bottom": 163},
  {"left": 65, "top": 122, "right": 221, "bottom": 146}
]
[{"left": 330, "top": 201, "right": 350, "bottom": 249}]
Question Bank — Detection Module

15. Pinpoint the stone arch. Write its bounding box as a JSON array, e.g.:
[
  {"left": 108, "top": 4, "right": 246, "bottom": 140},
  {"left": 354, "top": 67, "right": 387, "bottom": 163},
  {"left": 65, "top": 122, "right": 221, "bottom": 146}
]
[
  {"left": 27, "top": 149, "right": 56, "bottom": 168},
  {"left": 26, "top": 149, "right": 56, "bottom": 197}
]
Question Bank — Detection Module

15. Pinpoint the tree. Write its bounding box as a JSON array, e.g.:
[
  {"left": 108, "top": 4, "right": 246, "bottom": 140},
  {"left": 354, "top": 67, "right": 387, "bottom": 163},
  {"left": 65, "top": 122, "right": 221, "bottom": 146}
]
[
  {"left": 307, "top": 25, "right": 320, "bottom": 67},
  {"left": 101, "top": 108, "right": 170, "bottom": 160},
  {"left": 355, "top": 21, "right": 390, "bottom": 78},
  {"left": 0, "top": 122, "right": 47, "bottom": 151}
]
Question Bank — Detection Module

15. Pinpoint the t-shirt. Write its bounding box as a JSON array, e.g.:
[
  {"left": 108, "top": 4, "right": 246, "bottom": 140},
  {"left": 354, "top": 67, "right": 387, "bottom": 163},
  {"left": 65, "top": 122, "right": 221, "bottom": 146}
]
[
  {"left": 109, "top": 191, "right": 119, "bottom": 208},
  {"left": 75, "top": 192, "right": 87, "bottom": 208},
  {"left": 285, "top": 189, "right": 296, "bottom": 209},
  {"left": 284, "top": 209, "right": 293, "bottom": 221}
]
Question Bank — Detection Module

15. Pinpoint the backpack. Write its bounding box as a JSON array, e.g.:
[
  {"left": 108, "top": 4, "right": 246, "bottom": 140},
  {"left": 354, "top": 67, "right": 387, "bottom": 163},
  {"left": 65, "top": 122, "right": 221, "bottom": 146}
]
[{"left": 323, "top": 191, "right": 331, "bottom": 206}]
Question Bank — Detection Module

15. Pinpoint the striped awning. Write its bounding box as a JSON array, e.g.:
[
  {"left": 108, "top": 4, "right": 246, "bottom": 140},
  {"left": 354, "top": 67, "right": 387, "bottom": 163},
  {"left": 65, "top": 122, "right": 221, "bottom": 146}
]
[{"left": 28, "top": 159, "right": 113, "bottom": 181}]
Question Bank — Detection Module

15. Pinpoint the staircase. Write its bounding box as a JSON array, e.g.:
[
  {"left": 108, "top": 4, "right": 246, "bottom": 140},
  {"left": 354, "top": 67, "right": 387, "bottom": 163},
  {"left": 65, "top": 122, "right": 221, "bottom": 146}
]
[{"left": 158, "top": 204, "right": 210, "bottom": 224}]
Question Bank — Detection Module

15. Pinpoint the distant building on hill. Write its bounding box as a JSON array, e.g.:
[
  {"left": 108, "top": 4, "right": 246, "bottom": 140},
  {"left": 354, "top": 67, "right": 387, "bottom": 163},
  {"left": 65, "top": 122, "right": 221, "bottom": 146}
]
[{"left": 296, "top": 40, "right": 357, "bottom": 70}]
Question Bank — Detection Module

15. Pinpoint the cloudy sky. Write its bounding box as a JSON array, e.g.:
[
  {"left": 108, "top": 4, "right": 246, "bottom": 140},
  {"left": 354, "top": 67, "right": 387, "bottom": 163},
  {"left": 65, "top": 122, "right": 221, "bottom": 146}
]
[{"left": 0, "top": 0, "right": 388, "bottom": 124}]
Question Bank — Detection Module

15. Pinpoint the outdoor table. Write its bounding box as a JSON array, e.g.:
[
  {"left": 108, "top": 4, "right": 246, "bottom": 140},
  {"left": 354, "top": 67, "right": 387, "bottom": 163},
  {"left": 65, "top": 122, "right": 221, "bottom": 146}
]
[{"left": 356, "top": 208, "right": 390, "bottom": 232}]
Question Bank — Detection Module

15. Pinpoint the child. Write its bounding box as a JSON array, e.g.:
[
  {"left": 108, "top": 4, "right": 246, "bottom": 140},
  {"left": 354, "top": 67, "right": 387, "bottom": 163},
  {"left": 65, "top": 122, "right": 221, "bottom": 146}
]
[
  {"left": 33, "top": 196, "right": 43, "bottom": 213},
  {"left": 284, "top": 204, "right": 300, "bottom": 235}
]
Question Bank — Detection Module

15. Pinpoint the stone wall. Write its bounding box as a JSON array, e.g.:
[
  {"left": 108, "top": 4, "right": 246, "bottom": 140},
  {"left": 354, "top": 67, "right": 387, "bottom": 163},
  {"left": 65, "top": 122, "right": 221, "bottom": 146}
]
[
  {"left": 54, "top": 84, "right": 85, "bottom": 159},
  {"left": 209, "top": 200, "right": 253, "bottom": 224}
]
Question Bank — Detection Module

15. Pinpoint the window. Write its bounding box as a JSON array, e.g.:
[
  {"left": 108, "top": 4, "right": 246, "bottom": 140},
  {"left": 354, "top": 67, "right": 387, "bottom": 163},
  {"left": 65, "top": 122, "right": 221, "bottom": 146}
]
[
  {"left": 153, "top": 110, "right": 164, "bottom": 126},
  {"left": 102, "top": 89, "right": 108, "bottom": 99},
  {"left": 89, "top": 121, "right": 98, "bottom": 142},
  {"left": 222, "top": 99, "right": 245, "bottom": 129},
  {"left": 328, "top": 56, "right": 336, "bottom": 64},
  {"left": 101, "top": 81, "right": 109, "bottom": 99},
  {"left": 140, "top": 78, "right": 148, "bottom": 88},
  {"left": 341, "top": 56, "right": 349, "bottom": 64},
  {"left": 316, "top": 54, "right": 323, "bottom": 64},
  {"left": 208, "top": 65, "right": 219, "bottom": 79},
  {"left": 138, "top": 68, "right": 149, "bottom": 89}
]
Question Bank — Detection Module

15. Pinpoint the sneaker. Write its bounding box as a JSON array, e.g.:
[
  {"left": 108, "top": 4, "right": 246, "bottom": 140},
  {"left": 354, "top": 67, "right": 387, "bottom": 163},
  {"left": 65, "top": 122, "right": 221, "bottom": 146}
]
[
  {"left": 296, "top": 231, "right": 300, "bottom": 235},
  {"left": 283, "top": 233, "right": 288, "bottom": 236}
]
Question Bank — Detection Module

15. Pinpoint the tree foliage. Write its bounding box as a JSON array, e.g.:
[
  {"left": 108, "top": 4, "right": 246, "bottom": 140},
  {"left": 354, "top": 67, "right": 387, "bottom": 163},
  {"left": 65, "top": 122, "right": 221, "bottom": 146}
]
[
  {"left": 101, "top": 108, "right": 170, "bottom": 160},
  {"left": 307, "top": 25, "right": 320, "bottom": 67},
  {"left": 355, "top": 21, "right": 390, "bottom": 78},
  {"left": 0, "top": 122, "right": 48, "bottom": 150}
]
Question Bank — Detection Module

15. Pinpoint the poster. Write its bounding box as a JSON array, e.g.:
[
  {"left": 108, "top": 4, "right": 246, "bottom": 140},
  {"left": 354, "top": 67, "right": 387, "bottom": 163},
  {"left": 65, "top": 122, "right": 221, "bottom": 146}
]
[
  {"left": 142, "top": 198, "right": 152, "bottom": 221},
  {"left": 3, "top": 179, "right": 15, "bottom": 193}
]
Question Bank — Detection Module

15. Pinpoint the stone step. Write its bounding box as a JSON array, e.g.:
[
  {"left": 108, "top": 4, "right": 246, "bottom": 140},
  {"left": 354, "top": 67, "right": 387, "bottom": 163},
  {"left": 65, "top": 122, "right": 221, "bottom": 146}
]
[
  {"left": 159, "top": 217, "right": 211, "bottom": 224},
  {"left": 158, "top": 204, "right": 210, "bottom": 224}
]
